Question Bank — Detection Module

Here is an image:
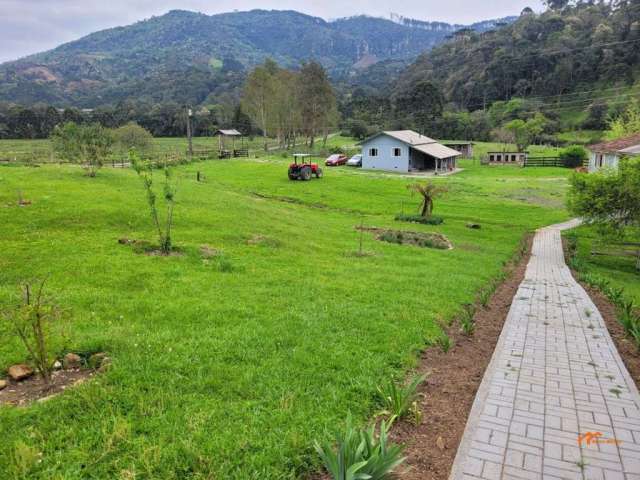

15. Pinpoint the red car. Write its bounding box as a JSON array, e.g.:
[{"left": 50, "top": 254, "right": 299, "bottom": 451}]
[{"left": 325, "top": 154, "right": 348, "bottom": 166}]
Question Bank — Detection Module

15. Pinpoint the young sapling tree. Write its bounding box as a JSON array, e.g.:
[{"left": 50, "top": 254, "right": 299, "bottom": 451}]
[
  {"left": 130, "top": 149, "right": 177, "bottom": 254},
  {"left": 1, "top": 279, "right": 66, "bottom": 386}
]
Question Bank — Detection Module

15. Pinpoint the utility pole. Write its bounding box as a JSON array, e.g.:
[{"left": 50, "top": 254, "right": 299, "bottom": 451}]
[{"left": 186, "top": 106, "right": 193, "bottom": 157}]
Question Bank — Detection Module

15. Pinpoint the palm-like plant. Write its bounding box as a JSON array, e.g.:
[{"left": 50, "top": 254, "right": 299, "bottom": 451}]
[{"left": 407, "top": 182, "right": 447, "bottom": 218}]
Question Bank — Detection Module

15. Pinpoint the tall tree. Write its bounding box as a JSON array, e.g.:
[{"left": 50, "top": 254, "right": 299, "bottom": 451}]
[
  {"left": 241, "top": 59, "right": 278, "bottom": 151},
  {"left": 297, "top": 61, "right": 337, "bottom": 148}
]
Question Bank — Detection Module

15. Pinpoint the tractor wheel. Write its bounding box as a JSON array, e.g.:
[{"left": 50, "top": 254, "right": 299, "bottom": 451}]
[
  {"left": 288, "top": 168, "right": 297, "bottom": 181},
  {"left": 315, "top": 168, "right": 323, "bottom": 178},
  {"left": 300, "top": 166, "right": 312, "bottom": 181}
]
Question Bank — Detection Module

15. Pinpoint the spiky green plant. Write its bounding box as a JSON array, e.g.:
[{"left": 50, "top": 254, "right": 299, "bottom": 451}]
[
  {"left": 314, "top": 416, "right": 406, "bottom": 480},
  {"left": 377, "top": 373, "right": 428, "bottom": 423},
  {"left": 618, "top": 300, "right": 636, "bottom": 333},
  {"left": 436, "top": 334, "right": 453, "bottom": 353}
]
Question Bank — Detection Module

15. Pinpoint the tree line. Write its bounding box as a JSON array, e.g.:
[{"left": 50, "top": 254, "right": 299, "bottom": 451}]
[
  {"left": 0, "top": 101, "right": 255, "bottom": 140},
  {"left": 241, "top": 59, "right": 338, "bottom": 150}
]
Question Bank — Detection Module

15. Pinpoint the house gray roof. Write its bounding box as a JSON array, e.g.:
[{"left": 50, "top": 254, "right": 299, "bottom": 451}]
[
  {"left": 361, "top": 130, "right": 462, "bottom": 159},
  {"left": 589, "top": 133, "right": 640, "bottom": 154},
  {"left": 618, "top": 144, "right": 640, "bottom": 155},
  {"left": 413, "top": 142, "right": 463, "bottom": 160}
]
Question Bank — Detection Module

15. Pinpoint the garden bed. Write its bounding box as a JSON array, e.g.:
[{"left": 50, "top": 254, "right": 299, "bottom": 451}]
[
  {"left": 0, "top": 369, "right": 95, "bottom": 406},
  {"left": 357, "top": 226, "right": 452, "bottom": 250}
]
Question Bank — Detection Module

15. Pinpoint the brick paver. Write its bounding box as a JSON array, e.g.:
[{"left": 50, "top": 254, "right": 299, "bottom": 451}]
[{"left": 450, "top": 221, "right": 640, "bottom": 480}]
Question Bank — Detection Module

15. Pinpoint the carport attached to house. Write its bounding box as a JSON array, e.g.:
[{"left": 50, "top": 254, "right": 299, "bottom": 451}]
[{"left": 410, "top": 142, "right": 460, "bottom": 173}]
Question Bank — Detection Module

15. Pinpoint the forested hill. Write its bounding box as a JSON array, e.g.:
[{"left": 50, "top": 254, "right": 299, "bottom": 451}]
[
  {"left": 396, "top": 2, "right": 640, "bottom": 111},
  {"left": 0, "top": 9, "right": 514, "bottom": 107}
]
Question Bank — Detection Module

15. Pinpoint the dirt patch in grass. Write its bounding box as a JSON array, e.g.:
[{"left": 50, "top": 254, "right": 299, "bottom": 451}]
[
  {"left": 0, "top": 368, "right": 95, "bottom": 407},
  {"left": 118, "top": 238, "right": 183, "bottom": 257},
  {"left": 387, "top": 234, "right": 533, "bottom": 480},
  {"left": 250, "top": 191, "right": 365, "bottom": 215},
  {"left": 357, "top": 226, "right": 452, "bottom": 250},
  {"left": 563, "top": 241, "right": 640, "bottom": 386}
]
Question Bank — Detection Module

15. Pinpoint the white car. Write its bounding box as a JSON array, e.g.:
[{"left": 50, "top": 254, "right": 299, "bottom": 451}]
[{"left": 347, "top": 154, "right": 362, "bottom": 167}]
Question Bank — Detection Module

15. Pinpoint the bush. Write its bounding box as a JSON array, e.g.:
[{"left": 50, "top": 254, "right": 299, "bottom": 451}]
[
  {"left": 560, "top": 145, "right": 588, "bottom": 168},
  {"left": 113, "top": 122, "right": 153, "bottom": 155},
  {"left": 1, "top": 280, "right": 68, "bottom": 385},
  {"left": 51, "top": 122, "right": 113, "bottom": 176},
  {"left": 395, "top": 214, "right": 443, "bottom": 225}
]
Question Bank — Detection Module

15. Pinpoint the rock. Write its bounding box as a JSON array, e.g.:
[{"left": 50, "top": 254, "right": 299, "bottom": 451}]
[
  {"left": 53, "top": 360, "right": 62, "bottom": 370},
  {"left": 436, "top": 436, "right": 446, "bottom": 451},
  {"left": 88, "top": 352, "right": 109, "bottom": 369},
  {"left": 466, "top": 223, "right": 481, "bottom": 229},
  {"left": 0, "top": 379, "right": 7, "bottom": 390},
  {"left": 63, "top": 353, "right": 82, "bottom": 369},
  {"left": 8, "top": 364, "right": 34, "bottom": 381}
]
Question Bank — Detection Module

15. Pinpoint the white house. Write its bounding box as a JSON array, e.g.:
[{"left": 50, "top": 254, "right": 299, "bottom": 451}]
[
  {"left": 359, "top": 130, "right": 462, "bottom": 174},
  {"left": 588, "top": 133, "right": 640, "bottom": 172}
]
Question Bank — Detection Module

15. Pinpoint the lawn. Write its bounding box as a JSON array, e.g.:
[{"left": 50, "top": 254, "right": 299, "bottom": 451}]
[
  {"left": 0, "top": 143, "right": 571, "bottom": 479},
  {"left": 567, "top": 225, "right": 640, "bottom": 305}
]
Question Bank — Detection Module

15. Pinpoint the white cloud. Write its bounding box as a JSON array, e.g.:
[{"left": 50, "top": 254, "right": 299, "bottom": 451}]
[{"left": 0, "top": 0, "right": 544, "bottom": 62}]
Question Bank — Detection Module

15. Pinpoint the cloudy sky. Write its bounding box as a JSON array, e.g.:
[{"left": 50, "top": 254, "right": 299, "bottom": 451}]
[{"left": 0, "top": 0, "right": 544, "bottom": 63}]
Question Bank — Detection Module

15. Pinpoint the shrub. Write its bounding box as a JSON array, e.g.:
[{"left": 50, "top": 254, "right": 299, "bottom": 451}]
[
  {"left": 113, "top": 122, "right": 153, "bottom": 156},
  {"left": 560, "top": 145, "right": 588, "bottom": 168},
  {"left": 315, "top": 416, "right": 405, "bottom": 480},
  {"left": 51, "top": 122, "right": 113, "bottom": 176},
  {"left": 394, "top": 214, "right": 443, "bottom": 225},
  {"left": 377, "top": 373, "right": 428, "bottom": 424},
  {"left": 1, "top": 280, "right": 67, "bottom": 385}
]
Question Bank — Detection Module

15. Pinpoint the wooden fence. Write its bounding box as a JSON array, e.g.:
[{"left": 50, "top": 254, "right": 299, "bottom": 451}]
[{"left": 523, "top": 156, "right": 590, "bottom": 168}]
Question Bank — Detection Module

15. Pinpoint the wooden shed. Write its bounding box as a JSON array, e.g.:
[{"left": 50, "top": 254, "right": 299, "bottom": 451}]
[{"left": 213, "top": 129, "right": 248, "bottom": 158}]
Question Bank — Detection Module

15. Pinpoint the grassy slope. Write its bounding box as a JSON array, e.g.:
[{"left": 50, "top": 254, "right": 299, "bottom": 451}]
[
  {"left": 568, "top": 225, "right": 640, "bottom": 304},
  {"left": 0, "top": 148, "right": 570, "bottom": 479}
]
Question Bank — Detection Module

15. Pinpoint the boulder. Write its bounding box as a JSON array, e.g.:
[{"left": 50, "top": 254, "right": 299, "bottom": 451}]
[
  {"left": 8, "top": 364, "right": 34, "bottom": 381},
  {"left": 466, "top": 223, "right": 481, "bottom": 229},
  {"left": 0, "top": 379, "right": 7, "bottom": 390},
  {"left": 63, "top": 353, "right": 82, "bottom": 369}
]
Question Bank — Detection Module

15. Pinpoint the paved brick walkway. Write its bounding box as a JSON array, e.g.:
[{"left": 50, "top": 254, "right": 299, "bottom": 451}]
[{"left": 450, "top": 220, "right": 640, "bottom": 480}]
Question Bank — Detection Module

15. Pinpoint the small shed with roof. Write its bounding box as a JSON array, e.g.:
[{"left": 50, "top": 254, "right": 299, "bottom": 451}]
[
  {"left": 359, "top": 130, "right": 462, "bottom": 174},
  {"left": 213, "top": 129, "right": 248, "bottom": 158},
  {"left": 588, "top": 133, "right": 640, "bottom": 172}
]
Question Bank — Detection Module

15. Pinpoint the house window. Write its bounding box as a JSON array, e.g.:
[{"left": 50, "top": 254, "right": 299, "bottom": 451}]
[
  {"left": 596, "top": 154, "right": 604, "bottom": 168},
  {"left": 489, "top": 155, "right": 495, "bottom": 162},
  {"left": 512, "top": 155, "right": 517, "bottom": 162},
  {"left": 369, "top": 148, "right": 378, "bottom": 157},
  {"left": 392, "top": 147, "right": 402, "bottom": 157}
]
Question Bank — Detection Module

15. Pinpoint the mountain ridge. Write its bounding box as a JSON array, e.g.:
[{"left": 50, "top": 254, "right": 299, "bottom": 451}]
[{"left": 0, "top": 9, "right": 516, "bottom": 107}]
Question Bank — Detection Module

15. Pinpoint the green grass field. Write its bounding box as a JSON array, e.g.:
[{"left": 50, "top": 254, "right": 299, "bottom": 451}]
[
  {"left": 567, "top": 225, "right": 640, "bottom": 305},
  {"left": 0, "top": 140, "right": 572, "bottom": 479}
]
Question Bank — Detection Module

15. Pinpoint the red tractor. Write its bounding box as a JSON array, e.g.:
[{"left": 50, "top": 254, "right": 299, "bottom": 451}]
[{"left": 288, "top": 154, "right": 323, "bottom": 181}]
